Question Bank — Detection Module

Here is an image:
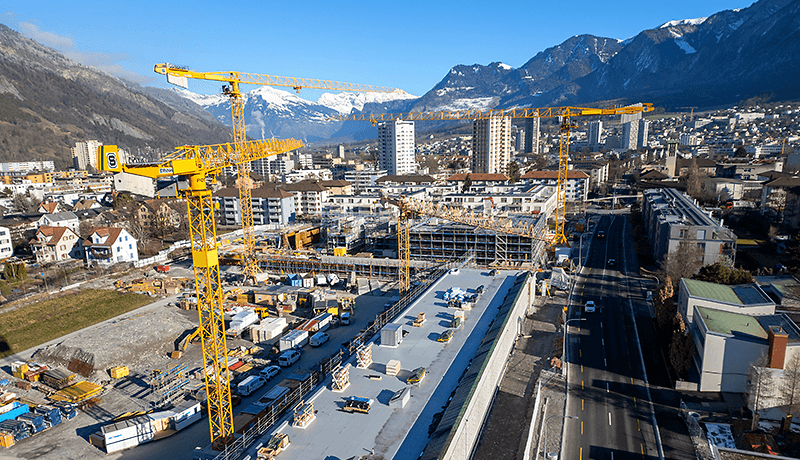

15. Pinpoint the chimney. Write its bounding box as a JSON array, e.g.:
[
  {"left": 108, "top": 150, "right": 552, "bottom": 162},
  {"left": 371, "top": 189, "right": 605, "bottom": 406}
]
[{"left": 768, "top": 325, "right": 789, "bottom": 369}]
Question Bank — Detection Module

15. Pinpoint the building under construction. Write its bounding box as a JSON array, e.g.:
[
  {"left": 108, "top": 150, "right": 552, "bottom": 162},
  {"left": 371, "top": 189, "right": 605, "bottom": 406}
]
[{"left": 409, "top": 215, "right": 548, "bottom": 267}]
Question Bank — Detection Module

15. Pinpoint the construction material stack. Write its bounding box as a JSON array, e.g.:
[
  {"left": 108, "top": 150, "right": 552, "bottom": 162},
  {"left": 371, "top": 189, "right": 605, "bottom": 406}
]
[
  {"left": 330, "top": 365, "right": 350, "bottom": 392},
  {"left": 356, "top": 343, "right": 372, "bottom": 369},
  {"left": 292, "top": 401, "right": 315, "bottom": 428}
]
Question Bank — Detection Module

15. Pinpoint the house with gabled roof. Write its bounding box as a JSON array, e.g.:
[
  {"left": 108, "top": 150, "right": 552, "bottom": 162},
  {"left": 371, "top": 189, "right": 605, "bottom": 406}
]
[
  {"left": 37, "top": 211, "right": 79, "bottom": 234},
  {"left": 83, "top": 227, "right": 138, "bottom": 266},
  {"left": 37, "top": 200, "right": 62, "bottom": 214},
  {"left": 31, "top": 225, "right": 82, "bottom": 264}
]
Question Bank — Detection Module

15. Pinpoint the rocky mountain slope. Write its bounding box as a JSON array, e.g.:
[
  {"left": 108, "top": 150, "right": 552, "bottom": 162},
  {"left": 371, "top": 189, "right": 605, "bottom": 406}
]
[{"left": 0, "top": 24, "right": 231, "bottom": 167}]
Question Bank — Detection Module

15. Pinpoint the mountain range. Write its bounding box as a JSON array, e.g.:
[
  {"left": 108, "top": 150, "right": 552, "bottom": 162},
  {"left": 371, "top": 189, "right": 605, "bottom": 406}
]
[{"left": 0, "top": 0, "right": 798, "bottom": 166}]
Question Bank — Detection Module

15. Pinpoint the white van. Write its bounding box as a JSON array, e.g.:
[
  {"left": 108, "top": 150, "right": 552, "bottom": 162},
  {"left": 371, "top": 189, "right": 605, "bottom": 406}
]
[
  {"left": 237, "top": 375, "right": 266, "bottom": 397},
  {"left": 340, "top": 312, "right": 351, "bottom": 325},
  {"left": 278, "top": 349, "right": 301, "bottom": 367},
  {"left": 309, "top": 331, "right": 329, "bottom": 347}
]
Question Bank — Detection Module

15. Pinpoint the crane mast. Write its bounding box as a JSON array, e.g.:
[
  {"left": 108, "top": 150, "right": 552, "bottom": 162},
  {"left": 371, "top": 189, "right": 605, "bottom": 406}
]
[
  {"left": 155, "top": 64, "right": 403, "bottom": 282},
  {"left": 97, "top": 138, "right": 302, "bottom": 446}
]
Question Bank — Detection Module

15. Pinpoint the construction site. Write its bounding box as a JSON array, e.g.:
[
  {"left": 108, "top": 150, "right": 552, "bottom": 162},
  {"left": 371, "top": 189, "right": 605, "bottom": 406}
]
[{"left": 0, "top": 62, "right": 654, "bottom": 460}]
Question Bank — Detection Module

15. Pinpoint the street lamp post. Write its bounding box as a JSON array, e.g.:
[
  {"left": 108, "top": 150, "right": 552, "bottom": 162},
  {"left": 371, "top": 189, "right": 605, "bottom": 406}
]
[
  {"left": 542, "top": 414, "right": 578, "bottom": 459},
  {"left": 563, "top": 317, "right": 586, "bottom": 376}
]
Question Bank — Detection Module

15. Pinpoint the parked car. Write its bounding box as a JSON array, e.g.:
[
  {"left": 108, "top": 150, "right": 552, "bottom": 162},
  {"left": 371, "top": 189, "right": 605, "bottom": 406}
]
[
  {"left": 597, "top": 230, "right": 606, "bottom": 239},
  {"left": 607, "top": 259, "right": 616, "bottom": 267},
  {"left": 585, "top": 301, "right": 596, "bottom": 313},
  {"left": 438, "top": 329, "right": 454, "bottom": 343},
  {"left": 259, "top": 365, "right": 280, "bottom": 381}
]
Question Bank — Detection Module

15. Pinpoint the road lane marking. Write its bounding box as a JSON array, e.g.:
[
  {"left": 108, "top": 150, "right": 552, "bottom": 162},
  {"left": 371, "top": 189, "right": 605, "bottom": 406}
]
[
  {"left": 580, "top": 447, "right": 582, "bottom": 460},
  {"left": 606, "top": 382, "right": 609, "bottom": 392},
  {"left": 608, "top": 412, "right": 612, "bottom": 425},
  {"left": 582, "top": 399, "right": 584, "bottom": 410},
  {"left": 641, "top": 444, "right": 644, "bottom": 455},
  {"left": 638, "top": 419, "right": 641, "bottom": 431},
  {"left": 581, "top": 364, "right": 583, "bottom": 372},
  {"left": 581, "top": 420, "right": 583, "bottom": 434},
  {"left": 634, "top": 397, "right": 637, "bottom": 407},
  {"left": 604, "top": 357, "right": 607, "bottom": 367},
  {"left": 579, "top": 349, "right": 582, "bottom": 357},
  {"left": 602, "top": 338, "right": 605, "bottom": 346},
  {"left": 582, "top": 380, "right": 584, "bottom": 390}
]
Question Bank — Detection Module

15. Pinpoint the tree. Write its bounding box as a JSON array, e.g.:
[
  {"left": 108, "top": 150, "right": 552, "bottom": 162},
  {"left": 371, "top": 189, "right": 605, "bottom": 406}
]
[
  {"left": 734, "top": 146, "right": 748, "bottom": 158},
  {"left": 782, "top": 352, "right": 800, "bottom": 415},
  {"left": 507, "top": 161, "right": 521, "bottom": 183},
  {"left": 693, "top": 262, "right": 754, "bottom": 285},
  {"left": 669, "top": 327, "right": 696, "bottom": 378},
  {"left": 113, "top": 192, "right": 134, "bottom": 210},
  {"left": 662, "top": 238, "right": 704, "bottom": 283},
  {"left": 747, "top": 353, "right": 775, "bottom": 430},
  {"left": 13, "top": 192, "right": 39, "bottom": 214},
  {"left": 685, "top": 159, "right": 706, "bottom": 200},
  {"left": 462, "top": 174, "right": 472, "bottom": 193},
  {"left": 654, "top": 276, "right": 676, "bottom": 332}
]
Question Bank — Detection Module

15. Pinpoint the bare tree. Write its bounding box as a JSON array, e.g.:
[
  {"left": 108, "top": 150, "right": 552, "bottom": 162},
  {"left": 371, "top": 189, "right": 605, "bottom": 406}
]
[
  {"left": 782, "top": 352, "right": 800, "bottom": 415},
  {"left": 747, "top": 353, "right": 775, "bottom": 430},
  {"left": 684, "top": 159, "right": 707, "bottom": 200},
  {"left": 662, "top": 238, "right": 705, "bottom": 282}
]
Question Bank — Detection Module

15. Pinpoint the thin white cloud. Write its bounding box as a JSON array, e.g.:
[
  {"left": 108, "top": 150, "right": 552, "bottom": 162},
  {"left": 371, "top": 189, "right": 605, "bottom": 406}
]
[
  {"left": 17, "top": 22, "right": 153, "bottom": 84},
  {"left": 18, "top": 22, "right": 73, "bottom": 51}
]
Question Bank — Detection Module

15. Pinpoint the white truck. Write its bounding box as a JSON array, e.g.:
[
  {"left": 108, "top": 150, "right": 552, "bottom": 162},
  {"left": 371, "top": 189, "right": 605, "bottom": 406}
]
[{"left": 237, "top": 375, "right": 266, "bottom": 397}]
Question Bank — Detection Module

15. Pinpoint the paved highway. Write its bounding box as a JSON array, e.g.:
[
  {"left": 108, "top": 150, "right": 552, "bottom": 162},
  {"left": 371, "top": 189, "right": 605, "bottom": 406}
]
[{"left": 563, "top": 214, "right": 663, "bottom": 459}]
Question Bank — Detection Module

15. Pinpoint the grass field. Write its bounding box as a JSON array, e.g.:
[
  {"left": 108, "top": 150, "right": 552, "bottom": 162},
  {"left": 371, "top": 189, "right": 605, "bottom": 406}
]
[{"left": 0, "top": 289, "right": 152, "bottom": 359}]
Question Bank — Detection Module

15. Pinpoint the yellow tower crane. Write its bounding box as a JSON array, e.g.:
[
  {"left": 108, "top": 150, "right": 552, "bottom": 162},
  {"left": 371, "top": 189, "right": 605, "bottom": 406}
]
[
  {"left": 154, "top": 64, "right": 403, "bottom": 282},
  {"left": 97, "top": 138, "right": 303, "bottom": 447},
  {"left": 338, "top": 104, "right": 653, "bottom": 246}
]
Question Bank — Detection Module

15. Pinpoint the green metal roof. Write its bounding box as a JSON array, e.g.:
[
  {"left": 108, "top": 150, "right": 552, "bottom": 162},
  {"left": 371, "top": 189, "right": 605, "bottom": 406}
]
[
  {"left": 683, "top": 279, "right": 742, "bottom": 305},
  {"left": 696, "top": 306, "right": 767, "bottom": 340}
]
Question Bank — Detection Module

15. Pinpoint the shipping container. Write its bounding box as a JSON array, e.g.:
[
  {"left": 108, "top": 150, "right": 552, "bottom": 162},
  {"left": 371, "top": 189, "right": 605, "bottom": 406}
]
[
  {"left": 102, "top": 415, "right": 155, "bottom": 453},
  {"left": 279, "top": 330, "right": 308, "bottom": 352},
  {"left": 0, "top": 402, "right": 28, "bottom": 424}
]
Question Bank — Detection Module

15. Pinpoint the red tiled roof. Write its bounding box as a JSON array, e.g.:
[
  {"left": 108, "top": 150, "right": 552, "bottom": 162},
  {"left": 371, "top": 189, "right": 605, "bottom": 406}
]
[
  {"left": 447, "top": 173, "right": 508, "bottom": 182},
  {"left": 521, "top": 171, "right": 590, "bottom": 180},
  {"left": 84, "top": 227, "right": 124, "bottom": 247},
  {"left": 35, "top": 226, "right": 70, "bottom": 246}
]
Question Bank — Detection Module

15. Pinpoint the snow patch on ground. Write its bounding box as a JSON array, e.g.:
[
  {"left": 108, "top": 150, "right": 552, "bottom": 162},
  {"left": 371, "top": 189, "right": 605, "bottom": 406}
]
[
  {"left": 316, "top": 90, "right": 416, "bottom": 114},
  {"left": 704, "top": 423, "right": 735, "bottom": 449},
  {"left": 496, "top": 63, "right": 512, "bottom": 70},
  {"left": 436, "top": 97, "right": 495, "bottom": 111},
  {"left": 174, "top": 88, "right": 226, "bottom": 106},
  {"left": 674, "top": 37, "right": 697, "bottom": 54}
]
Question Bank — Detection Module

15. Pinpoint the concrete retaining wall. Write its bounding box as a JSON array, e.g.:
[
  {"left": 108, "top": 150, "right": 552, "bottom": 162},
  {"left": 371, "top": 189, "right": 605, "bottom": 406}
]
[{"left": 440, "top": 272, "right": 535, "bottom": 460}]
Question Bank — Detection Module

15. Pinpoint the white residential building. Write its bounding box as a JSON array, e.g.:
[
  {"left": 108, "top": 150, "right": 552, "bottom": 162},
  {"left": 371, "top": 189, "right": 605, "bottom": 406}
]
[
  {"left": 378, "top": 120, "right": 416, "bottom": 176},
  {"left": 31, "top": 226, "right": 83, "bottom": 264},
  {"left": 37, "top": 212, "right": 79, "bottom": 234},
  {"left": 472, "top": 117, "right": 511, "bottom": 174},
  {"left": 84, "top": 227, "right": 139, "bottom": 266},
  {"left": 0, "top": 226, "right": 13, "bottom": 260}
]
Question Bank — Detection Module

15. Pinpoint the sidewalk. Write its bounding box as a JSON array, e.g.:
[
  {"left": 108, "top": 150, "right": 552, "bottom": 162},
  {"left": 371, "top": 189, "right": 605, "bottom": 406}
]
[{"left": 472, "top": 290, "right": 566, "bottom": 460}]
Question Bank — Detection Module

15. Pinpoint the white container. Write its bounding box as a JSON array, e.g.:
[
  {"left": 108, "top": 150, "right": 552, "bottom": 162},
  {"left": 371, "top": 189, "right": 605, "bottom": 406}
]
[
  {"left": 312, "top": 312, "right": 332, "bottom": 332},
  {"left": 279, "top": 330, "right": 309, "bottom": 352}
]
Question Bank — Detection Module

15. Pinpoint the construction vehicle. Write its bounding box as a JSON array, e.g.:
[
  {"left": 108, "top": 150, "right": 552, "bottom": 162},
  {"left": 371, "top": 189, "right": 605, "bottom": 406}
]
[
  {"left": 97, "top": 138, "right": 302, "bottom": 447},
  {"left": 155, "top": 64, "right": 402, "bottom": 284},
  {"left": 339, "top": 104, "right": 653, "bottom": 291},
  {"left": 174, "top": 328, "right": 201, "bottom": 358}
]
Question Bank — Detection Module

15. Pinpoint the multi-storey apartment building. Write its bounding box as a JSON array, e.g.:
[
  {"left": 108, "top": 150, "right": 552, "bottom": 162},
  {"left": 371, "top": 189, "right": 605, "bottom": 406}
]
[
  {"left": 472, "top": 117, "right": 511, "bottom": 174},
  {"left": 378, "top": 120, "right": 415, "bottom": 175},
  {"left": 642, "top": 188, "right": 737, "bottom": 266}
]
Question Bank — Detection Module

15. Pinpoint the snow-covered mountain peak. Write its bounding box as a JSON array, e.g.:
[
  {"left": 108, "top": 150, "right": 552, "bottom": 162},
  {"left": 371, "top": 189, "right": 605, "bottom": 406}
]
[
  {"left": 172, "top": 88, "right": 227, "bottom": 107},
  {"left": 659, "top": 17, "right": 708, "bottom": 28},
  {"left": 316, "top": 90, "right": 417, "bottom": 114}
]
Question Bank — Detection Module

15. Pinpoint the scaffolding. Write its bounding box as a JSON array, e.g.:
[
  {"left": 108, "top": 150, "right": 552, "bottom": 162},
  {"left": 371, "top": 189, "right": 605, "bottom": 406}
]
[
  {"left": 258, "top": 254, "right": 435, "bottom": 280},
  {"left": 409, "top": 220, "right": 548, "bottom": 268}
]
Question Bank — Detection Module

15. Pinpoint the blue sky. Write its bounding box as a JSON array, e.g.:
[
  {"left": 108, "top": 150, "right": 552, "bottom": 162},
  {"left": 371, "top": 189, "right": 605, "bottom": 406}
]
[{"left": 3, "top": 0, "right": 750, "bottom": 99}]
